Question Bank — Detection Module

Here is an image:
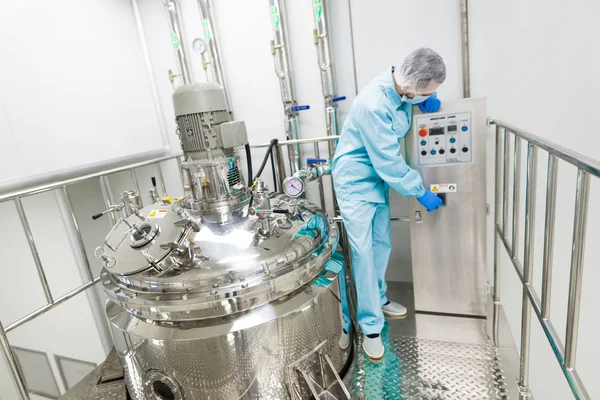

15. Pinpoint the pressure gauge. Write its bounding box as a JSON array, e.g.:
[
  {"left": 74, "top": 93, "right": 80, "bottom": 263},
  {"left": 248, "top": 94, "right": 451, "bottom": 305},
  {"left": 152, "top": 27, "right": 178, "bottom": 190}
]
[
  {"left": 192, "top": 38, "right": 207, "bottom": 55},
  {"left": 283, "top": 176, "right": 305, "bottom": 198}
]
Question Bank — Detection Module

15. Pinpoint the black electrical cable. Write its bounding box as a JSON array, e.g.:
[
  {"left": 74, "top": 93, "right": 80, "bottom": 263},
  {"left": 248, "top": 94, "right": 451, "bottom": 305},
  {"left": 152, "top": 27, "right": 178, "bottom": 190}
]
[
  {"left": 244, "top": 143, "right": 253, "bottom": 188},
  {"left": 252, "top": 138, "right": 278, "bottom": 183},
  {"left": 270, "top": 150, "right": 278, "bottom": 192}
]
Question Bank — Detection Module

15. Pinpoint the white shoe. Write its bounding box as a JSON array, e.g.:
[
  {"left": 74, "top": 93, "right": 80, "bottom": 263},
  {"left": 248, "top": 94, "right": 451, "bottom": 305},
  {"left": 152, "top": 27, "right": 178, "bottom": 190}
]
[
  {"left": 339, "top": 330, "right": 350, "bottom": 351},
  {"left": 363, "top": 335, "right": 384, "bottom": 361},
  {"left": 382, "top": 301, "right": 408, "bottom": 318}
]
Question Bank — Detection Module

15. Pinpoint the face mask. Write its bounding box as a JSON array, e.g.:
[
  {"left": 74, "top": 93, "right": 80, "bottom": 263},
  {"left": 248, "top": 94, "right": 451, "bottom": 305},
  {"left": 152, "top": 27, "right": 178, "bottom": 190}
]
[{"left": 401, "top": 94, "right": 430, "bottom": 104}]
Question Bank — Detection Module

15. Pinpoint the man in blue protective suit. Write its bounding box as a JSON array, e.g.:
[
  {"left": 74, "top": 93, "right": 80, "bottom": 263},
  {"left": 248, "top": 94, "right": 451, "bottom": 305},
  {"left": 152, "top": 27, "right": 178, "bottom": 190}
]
[{"left": 332, "top": 48, "right": 446, "bottom": 361}]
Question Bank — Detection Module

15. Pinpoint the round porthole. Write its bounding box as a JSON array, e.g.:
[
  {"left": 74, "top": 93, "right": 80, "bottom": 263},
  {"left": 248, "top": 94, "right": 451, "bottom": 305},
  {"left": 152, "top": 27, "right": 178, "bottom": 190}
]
[{"left": 144, "top": 370, "right": 183, "bottom": 400}]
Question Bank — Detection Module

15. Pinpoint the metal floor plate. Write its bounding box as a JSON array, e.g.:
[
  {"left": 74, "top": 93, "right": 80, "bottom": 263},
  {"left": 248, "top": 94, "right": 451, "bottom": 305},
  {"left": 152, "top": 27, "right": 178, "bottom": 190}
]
[{"left": 345, "top": 326, "right": 509, "bottom": 400}]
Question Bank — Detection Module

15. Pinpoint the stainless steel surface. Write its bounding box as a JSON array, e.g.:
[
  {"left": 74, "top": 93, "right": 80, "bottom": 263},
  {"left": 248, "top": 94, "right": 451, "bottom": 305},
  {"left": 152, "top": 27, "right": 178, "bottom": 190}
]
[
  {"left": 347, "top": 336, "right": 508, "bottom": 400},
  {"left": 460, "top": 0, "right": 471, "bottom": 98},
  {"left": 269, "top": 0, "right": 302, "bottom": 172},
  {"left": 164, "top": 0, "right": 192, "bottom": 85},
  {"left": 314, "top": 142, "right": 327, "bottom": 210},
  {"left": 511, "top": 136, "right": 521, "bottom": 258},
  {"left": 197, "top": 0, "right": 231, "bottom": 112},
  {"left": 108, "top": 276, "right": 347, "bottom": 399},
  {"left": 156, "top": 162, "right": 168, "bottom": 197},
  {"left": 130, "top": 169, "right": 142, "bottom": 204},
  {"left": 275, "top": 143, "right": 287, "bottom": 190},
  {"left": 491, "top": 119, "right": 600, "bottom": 178},
  {"left": 0, "top": 153, "right": 182, "bottom": 203},
  {"left": 0, "top": 320, "right": 29, "bottom": 399},
  {"left": 407, "top": 98, "right": 487, "bottom": 316},
  {"left": 541, "top": 154, "right": 557, "bottom": 319},
  {"left": 491, "top": 120, "right": 593, "bottom": 399},
  {"left": 15, "top": 197, "right": 53, "bottom": 303},
  {"left": 518, "top": 143, "right": 537, "bottom": 390},
  {"left": 564, "top": 169, "right": 590, "bottom": 369}
]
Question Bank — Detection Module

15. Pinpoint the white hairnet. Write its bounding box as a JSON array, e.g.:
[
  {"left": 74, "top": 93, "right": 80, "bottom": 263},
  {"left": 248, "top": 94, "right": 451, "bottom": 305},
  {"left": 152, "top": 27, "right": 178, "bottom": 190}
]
[{"left": 394, "top": 48, "right": 446, "bottom": 92}]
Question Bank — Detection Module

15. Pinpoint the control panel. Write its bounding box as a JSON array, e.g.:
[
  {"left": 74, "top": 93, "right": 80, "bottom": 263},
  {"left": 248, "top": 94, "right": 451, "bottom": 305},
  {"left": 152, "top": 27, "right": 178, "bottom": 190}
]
[{"left": 414, "top": 111, "right": 473, "bottom": 167}]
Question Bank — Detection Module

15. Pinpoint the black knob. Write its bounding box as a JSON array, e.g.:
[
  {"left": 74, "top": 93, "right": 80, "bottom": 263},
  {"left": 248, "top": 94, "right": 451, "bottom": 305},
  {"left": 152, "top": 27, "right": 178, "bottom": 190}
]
[
  {"left": 439, "top": 149, "right": 445, "bottom": 155},
  {"left": 450, "top": 148, "right": 456, "bottom": 154},
  {"left": 462, "top": 147, "right": 469, "bottom": 153},
  {"left": 421, "top": 150, "right": 427, "bottom": 156},
  {"left": 151, "top": 177, "right": 157, "bottom": 187},
  {"left": 92, "top": 213, "right": 104, "bottom": 220}
]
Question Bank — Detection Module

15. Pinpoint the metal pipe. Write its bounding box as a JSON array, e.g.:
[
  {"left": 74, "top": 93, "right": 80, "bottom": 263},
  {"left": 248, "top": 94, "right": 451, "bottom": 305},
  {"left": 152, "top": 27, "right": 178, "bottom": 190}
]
[
  {"left": 197, "top": 0, "right": 231, "bottom": 112},
  {"left": 502, "top": 129, "right": 510, "bottom": 237},
  {"left": 492, "top": 125, "right": 502, "bottom": 346},
  {"left": 252, "top": 135, "right": 340, "bottom": 149},
  {"left": 346, "top": 0, "right": 359, "bottom": 96},
  {"left": 491, "top": 120, "right": 600, "bottom": 178},
  {"left": 269, "top": 0, "right": 303, "bottom": 172},
  {"left": 130, "top": 169, "right": 142, "bottom": 203},
  {"left": 6, "top": 277, "right": 101, "bottom": 333},
  {"left": 564, "top": 169, "right": 590, "bottom": 369},
  {"left": 165, "top": 0, "right": 192, "bottom": 85},
  {"left": 61, "top": 186, "right": 94, "bottom": 281},
  {"left": 518, "top": 144, "right": 538, "bottom": 391},
  {"left": 99, "top": 176, "right": 116, "bottom": 226},
  {"left": 156, "top": 163, "right": 168, "bottom": 197},
  {"left": 274, "top": 144, "right": 287, "bottom": 192},
  {"left": 0, "top": 321, "right": 29, "bottom": 399},
  {"left": 541, "top": 154, "right": 558, "bottom": 319},
  {"left": 314, "top": 142, "right": 327, "bottom": 211},
  {"left": 14, "top": 198, "right": 53, "bottom": 303},
  {"left": 459, "top": 0, "right": 470, "bottom": 98},
  {"left": 131, "top": 0, "right": 172, "bottom": 149},
  {"left": 512, "top": 136, "right": 522, "bottom": 258},
  {"left": 0, "top": 153, "right": 182, "bottom": 203}
]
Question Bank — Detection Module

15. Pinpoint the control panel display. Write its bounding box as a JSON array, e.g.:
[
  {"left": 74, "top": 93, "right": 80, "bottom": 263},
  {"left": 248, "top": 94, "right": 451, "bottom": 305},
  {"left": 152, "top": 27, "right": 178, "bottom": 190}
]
[{"left": 414, "top": 111, "right": 473, "bottom": 167}]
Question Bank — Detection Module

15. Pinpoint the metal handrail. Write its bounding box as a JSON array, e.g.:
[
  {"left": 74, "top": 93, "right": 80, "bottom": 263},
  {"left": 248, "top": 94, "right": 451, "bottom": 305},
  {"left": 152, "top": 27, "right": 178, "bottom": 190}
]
[
  {"left": 491, "top": 120, "right": 593, "bottom": 399},
  {"left": 0, "top": 152, "right": 183, "bottom": 399}
]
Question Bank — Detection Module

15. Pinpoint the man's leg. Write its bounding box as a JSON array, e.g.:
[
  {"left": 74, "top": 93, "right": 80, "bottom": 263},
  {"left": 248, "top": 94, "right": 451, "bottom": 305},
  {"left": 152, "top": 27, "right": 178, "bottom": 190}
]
[
  {"left": 338, "top": 199, "right": 384, "bottom": 336},
  {"left": 372, "top": 200, "right": 392, "bottom": 306}
]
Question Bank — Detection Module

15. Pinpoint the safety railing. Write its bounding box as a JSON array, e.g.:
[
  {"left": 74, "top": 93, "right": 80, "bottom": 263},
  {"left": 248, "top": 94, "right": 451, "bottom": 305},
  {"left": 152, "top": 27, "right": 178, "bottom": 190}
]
[
  {"left": 0, "top": 153, "right": 183, "bottom": 399},
  {"left": 491, "top": 119, "right": 599, "bottom": 399}
]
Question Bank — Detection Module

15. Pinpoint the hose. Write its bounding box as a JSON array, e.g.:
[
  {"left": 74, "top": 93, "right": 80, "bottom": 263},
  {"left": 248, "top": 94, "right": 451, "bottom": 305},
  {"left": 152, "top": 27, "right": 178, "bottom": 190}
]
[
  {"left": 244, "top": 143, "right": 253, "bottom": 188},
  {"left": 252, "top": 139, "right": 278, "bottom": 183},
  {"left": 270, "top": 150, "right": 277, "bottom": 192}
]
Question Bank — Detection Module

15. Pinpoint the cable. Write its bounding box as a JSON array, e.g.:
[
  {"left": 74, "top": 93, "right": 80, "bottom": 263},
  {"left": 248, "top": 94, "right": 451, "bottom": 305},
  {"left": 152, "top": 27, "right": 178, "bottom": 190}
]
[
  {"left": 270, "top": 150, "right": 278, "bottom": 192},
  {"left": 252, "top": 139, "right": 278, "bottom": 183},
  {"left": 244, "top": 143, "right": 253, "bottom": 188}
]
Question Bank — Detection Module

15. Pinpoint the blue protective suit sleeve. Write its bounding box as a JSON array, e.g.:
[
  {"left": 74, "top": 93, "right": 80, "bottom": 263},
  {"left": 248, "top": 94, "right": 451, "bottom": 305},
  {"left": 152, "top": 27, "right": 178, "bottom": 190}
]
[{"left": 358, "top": 106, "right": 426, "bottom": 198}]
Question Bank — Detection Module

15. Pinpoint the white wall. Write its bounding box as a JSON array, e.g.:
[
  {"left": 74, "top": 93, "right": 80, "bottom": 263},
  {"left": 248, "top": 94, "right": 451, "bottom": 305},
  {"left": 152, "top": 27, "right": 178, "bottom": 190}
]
[
  {"left": 0, "top": 0, "right": 172, "bottom": 184},
  {"left": 470, "top": 0, "right": 600, "bottom": 398}
]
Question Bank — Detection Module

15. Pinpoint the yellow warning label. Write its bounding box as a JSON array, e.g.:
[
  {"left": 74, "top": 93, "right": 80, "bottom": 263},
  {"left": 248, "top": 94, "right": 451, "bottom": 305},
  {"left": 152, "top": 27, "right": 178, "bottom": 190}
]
[
  {"left": 431, "top": 185, "right": 439, "bottom": 193},
  {"left": 149, "top": 211, "right": 157, "bottom": 217},
  {"left": 147, "top": 209, "right": 168, "bottom": 219}
]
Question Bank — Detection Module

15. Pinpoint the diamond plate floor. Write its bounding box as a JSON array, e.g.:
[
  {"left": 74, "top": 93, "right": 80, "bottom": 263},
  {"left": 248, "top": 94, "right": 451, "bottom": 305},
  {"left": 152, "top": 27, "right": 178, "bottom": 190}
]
[{"left": 344, "top": 282, "right": 510, "bottom": 400}]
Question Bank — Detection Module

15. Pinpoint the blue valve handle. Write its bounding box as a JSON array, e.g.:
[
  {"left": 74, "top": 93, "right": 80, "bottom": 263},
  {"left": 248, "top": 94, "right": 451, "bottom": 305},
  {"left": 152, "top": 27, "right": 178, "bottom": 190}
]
[
  {"left": 332, "top": 96, "right": 347, "bottom": 102},
  {"left": 291, "top": 105, "right": 310, "bottom": 111},
  {"left": 307, "top": 158, "right": 328, "bottom": 165}
]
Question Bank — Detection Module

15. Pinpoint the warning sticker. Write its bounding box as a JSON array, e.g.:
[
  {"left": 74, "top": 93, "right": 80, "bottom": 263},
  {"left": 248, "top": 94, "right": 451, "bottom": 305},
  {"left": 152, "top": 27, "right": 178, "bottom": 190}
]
[
  {"left": 430, "top": 183, "right": 457, "bottom": 193},
  {"left": 148, "top": 209, "right": 169, "bottom": 219}
]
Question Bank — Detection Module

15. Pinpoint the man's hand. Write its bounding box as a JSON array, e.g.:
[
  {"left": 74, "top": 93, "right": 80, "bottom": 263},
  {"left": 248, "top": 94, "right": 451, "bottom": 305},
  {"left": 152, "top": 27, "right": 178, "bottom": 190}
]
[
  {"left": 417, "top": 190, "right": 443, "bottom": 212},
  {"left": 418, "top": 93, "right": 441, "bottom": 113}
]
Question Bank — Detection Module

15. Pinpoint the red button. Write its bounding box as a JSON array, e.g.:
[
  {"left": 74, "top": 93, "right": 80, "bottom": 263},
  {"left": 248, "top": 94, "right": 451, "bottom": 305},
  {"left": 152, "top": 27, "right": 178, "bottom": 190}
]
[{"left": 418, "top": 129, "right": 428, "bottom": 137}]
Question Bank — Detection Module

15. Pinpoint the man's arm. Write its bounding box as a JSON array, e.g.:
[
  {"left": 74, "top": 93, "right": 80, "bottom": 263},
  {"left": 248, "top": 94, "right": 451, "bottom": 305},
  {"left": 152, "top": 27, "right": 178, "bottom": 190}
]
[{"left": 359, "top": 106, "right": 426, "bottom": 198}]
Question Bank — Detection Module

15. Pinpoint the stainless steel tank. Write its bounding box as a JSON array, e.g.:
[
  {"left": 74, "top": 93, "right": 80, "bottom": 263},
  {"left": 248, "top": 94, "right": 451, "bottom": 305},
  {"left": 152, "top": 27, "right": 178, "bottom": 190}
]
[{"left": 94, "top": 83, "right": 349, "bottom": 400}]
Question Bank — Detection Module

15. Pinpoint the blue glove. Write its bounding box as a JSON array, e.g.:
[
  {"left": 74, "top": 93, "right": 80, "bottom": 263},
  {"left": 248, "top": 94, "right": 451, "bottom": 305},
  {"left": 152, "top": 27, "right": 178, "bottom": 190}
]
[
  {"left": 294, "top": 215, "right": 334, "bottom": 254},
  {"left": 418, "top": 93, "right": 441, "bottom": 113},
  {"left": 417, "top": 190, "right": 443, "bottom": 212}
]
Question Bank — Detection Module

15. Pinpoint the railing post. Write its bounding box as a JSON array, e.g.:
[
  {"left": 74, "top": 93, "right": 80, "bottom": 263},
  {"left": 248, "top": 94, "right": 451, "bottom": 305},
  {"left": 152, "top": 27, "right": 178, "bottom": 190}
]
[
  {"left": 14, "top": 198, "right": 53, "bottom": 303},
  {"left": 99, "top": 176, "right": 116, "bottom": 226},
  {"left": 541, "top": 154, "right": 558, "bottom": 319},
  {"left": 156, "top": 162, "right": 168, "bottom": 197},
  {"left": 493, "top": 124, "right": 502, "bottom": 346},
  {"left": 502, "top": 129, "right": 511, "bottom": 237},
  {"left": 564, "top": 169, "right": 590, "bottom": 369},
  {"left": 512, "top": 136, "right": 522, "bottom": 258},
  {"left": 518, "top": 143, "right": 538, "bottom": 396},
  {"left": 61, "top": 186, "right": 94, "bottom": 281},
  {"left": 313, "top": 142, "right": 327, "bottom": 211},
  {"left": 0, "top": 321, "right": 29, "bottom": 399},
  {"left": 275, "top": 144, "right": 287, "bottom": 191},
  {"left": 130, "top": 169, "right": 142, "bottom": 202}
]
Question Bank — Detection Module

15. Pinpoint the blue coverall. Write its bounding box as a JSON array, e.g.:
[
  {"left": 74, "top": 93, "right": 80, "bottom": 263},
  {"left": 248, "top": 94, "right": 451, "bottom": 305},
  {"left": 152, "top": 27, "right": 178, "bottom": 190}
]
[{"left": 332, "top": 68, "right": 426, "bottom": 335}]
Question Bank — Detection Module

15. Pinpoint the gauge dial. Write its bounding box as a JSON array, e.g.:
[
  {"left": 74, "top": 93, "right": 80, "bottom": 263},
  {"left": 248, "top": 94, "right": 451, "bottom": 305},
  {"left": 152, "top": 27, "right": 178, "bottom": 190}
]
[
  {"left": 192, "top": 38, "right": 207, "bottom": 55},
  {"left": 283, "top": 176, "right": 305, "bottom": 198}
]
